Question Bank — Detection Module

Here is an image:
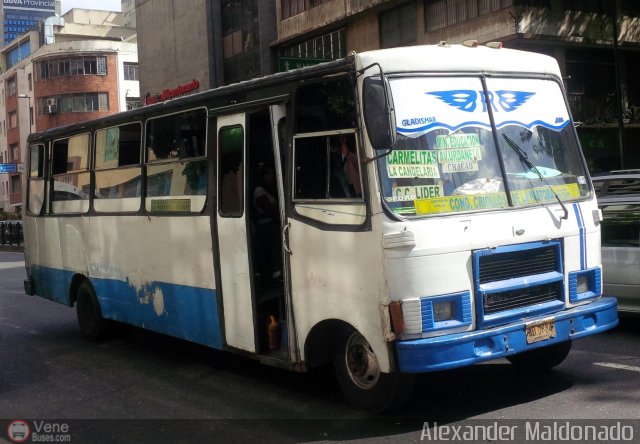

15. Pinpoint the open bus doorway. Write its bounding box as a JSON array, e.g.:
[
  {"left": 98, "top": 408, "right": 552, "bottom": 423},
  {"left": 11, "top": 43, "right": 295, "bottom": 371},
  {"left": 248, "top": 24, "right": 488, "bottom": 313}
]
[{"left": 247, "top": 108, "right": 288, "bottom": 358}]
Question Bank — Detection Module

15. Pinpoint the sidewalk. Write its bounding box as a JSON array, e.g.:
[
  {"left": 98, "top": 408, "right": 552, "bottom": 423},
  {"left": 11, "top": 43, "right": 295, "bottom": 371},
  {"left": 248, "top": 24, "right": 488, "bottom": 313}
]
[{"left": 0, "top": 244, "right": 24, "bottom": 253}]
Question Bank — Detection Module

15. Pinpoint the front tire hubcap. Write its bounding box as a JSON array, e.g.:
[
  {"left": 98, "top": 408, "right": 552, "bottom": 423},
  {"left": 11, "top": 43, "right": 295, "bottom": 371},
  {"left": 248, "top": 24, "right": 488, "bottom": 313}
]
[{"left": 344, "top": 331, "right": 380, "bottom": 390}]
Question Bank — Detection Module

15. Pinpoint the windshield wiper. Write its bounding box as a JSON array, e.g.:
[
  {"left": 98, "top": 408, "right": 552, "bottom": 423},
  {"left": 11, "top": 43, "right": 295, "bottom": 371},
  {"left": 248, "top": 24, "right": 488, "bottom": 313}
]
[{"left": 502, "top": 133, "right": 568, "bottom": 220}]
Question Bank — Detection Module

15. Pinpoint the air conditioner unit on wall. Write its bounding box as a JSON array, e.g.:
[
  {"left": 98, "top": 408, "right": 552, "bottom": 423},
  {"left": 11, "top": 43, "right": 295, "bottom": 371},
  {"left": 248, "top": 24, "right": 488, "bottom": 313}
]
[{"left": 46, "top": 98, "right": 56, "bottom": 106}]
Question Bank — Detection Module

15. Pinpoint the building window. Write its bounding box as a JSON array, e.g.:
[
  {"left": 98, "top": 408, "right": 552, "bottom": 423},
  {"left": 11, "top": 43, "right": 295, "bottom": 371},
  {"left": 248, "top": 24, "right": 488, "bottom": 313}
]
[
  {"left": 8, "top": 111, "right": 17, "bottom": 129},
  {"left": 38, "top": 56, "right": 108, "bottom": 80},
  {"left": 6, "top": 41, "right": 30, "bottom": 69},
  {"left": 221, "top": 0, "right": 261, "bottom": 83},
  {"left": 380, "top": 3, "right": 417, "bottom": 48},
  {"left": 126, "top": 96, "right": 141, "bottom": 110},
  {"left": 279, "top": 28, "right": 345, "bottom": 66},
  {"left": 7, "top": 77, "right": 17, "bottom": 97},
  {"left": 425, "top": 0, "right": 514, "bottom": 32},
  {"left": 39, "top": 93, "right": 109, "bottom": 115},
  {"left": 10, "top": 143, "right": 19, "bottom": 162},
  {"left": 11, "top": 175, "right": 21, "bottom": 194},
  {"left": 280, "top": 0, "right": 332, "bottom": 20},
  {"left": 97, "top": 56, "right": 107, "bottom": 75},
  {"left": 124, "top": 63, "right": 139, "bottom": 81}
]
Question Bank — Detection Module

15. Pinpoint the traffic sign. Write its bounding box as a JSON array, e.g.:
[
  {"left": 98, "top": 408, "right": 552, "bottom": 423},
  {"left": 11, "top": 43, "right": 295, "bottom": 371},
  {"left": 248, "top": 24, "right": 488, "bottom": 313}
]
[{"left": 0, "top": 163, "right": 19, "bottom": 173}]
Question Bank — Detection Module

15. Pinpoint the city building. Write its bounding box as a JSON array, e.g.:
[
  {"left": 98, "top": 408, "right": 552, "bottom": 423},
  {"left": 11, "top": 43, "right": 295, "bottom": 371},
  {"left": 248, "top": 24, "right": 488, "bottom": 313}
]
[
  {"left": 0, "top": 2, "right": 138, "bottom": 215},
  {"left": 134, "top": 0, "right": 640, "bottom": 174},
  {"left": 1, "top": 0, "right": 55, "bottom": 47},
  {"left": 135, "top": 0, "right": 276, "bottom": 98}
]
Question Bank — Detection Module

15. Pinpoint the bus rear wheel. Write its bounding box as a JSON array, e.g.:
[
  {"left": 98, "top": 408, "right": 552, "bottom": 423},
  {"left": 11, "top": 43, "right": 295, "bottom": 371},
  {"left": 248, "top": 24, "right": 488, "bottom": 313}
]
[
  {"left": 76, "top": 280, "right": 110, "bottom": 341},
  {"left": 507, "top": 341, "right": 572, "bottom": 371},
  {"left": 334, "top": 328, "right": 414, "bottom": 412}
]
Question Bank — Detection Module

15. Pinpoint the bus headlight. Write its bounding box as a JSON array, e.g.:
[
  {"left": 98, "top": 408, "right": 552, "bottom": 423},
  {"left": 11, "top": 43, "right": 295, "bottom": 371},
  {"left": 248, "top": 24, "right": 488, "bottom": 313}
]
[
  {"left": 569, "top": 267, "right": 601, "bottom": 303},
  {"left": 394, "top": 291, "right": 473, "bottom": 337},
  {"left": 576, "top": 276, "right": 590, "bottom": 294},
  {"left": 433, "top": 301, "right": 455, "bottom": 321}
]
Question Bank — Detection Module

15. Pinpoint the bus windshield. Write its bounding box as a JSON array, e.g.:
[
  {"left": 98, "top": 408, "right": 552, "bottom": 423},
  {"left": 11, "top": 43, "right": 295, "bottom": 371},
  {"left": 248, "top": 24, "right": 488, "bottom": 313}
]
[{"left": 378, "top": 75, "right": 590, "bottom": 217}]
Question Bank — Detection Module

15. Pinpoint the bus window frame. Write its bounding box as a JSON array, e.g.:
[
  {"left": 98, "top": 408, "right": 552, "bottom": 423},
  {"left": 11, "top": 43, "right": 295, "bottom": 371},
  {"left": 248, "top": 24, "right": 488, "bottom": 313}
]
[
  {"left": 26, "top": 142, "right": 48, "bottom": 216},
  {"left": 217, "top": 123, "right": 245, "bottom": 219},
  {"left": 143, "top": 107, "right": 209, "bottom": 215},
  {"left": 93, "top": 121, "right": 144, "bottom": 213},
  {"left": 49, "top": 132, "right": 92, "bottom": 215}
]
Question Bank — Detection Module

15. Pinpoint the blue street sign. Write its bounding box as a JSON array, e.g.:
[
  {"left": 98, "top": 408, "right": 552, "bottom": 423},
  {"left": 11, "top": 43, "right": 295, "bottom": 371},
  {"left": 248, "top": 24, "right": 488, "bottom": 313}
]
[{"left": 0, "top": 163, "right": 18, "bottom": 173}]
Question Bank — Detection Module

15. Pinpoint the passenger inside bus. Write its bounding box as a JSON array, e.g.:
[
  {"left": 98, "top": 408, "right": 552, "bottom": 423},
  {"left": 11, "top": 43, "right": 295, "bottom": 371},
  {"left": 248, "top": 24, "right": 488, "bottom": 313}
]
[
  {"left": 329, "top": 134, "right": 361, "bottom": 198},
  {"left": 252, "top": 163, "right": 282, "bottom": 286}
]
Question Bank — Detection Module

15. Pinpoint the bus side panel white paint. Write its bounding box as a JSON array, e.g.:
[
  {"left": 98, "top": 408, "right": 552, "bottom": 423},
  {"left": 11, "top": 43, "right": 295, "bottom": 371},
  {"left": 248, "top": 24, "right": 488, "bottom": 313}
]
[
  {"left": 83, "top": 216, "right": 215, "bottom": 290},
  {"left": 288, "top": 219, "right": 391, "bottom": 372},
  {"left": 216, "top": 214, "right": 255, "bottom": 352}
]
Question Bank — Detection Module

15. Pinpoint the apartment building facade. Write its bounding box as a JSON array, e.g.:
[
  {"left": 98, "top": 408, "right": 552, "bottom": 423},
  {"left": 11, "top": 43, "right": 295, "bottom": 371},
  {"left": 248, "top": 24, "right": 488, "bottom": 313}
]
[{"left": 0, "top": 7, "right": 138, "bottom": 215}]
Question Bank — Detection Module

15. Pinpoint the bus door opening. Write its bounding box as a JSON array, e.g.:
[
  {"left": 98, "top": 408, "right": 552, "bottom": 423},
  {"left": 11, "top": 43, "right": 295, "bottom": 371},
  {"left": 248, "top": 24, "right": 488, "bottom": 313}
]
[{"left": 247, "top": 108, "right": 287, "bottom": 357}]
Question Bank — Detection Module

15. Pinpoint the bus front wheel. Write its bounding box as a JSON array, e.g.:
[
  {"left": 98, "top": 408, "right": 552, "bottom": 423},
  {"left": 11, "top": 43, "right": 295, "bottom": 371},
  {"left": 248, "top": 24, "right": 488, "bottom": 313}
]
[
  {"left": 334, "top": 328, "right": 414, "bottom": 412},
  {"left": 507, "top": 341, "right": 572, "bottom": 371},
  {"left": 76, "top": 280, "right": 110, "bottom": 341}
]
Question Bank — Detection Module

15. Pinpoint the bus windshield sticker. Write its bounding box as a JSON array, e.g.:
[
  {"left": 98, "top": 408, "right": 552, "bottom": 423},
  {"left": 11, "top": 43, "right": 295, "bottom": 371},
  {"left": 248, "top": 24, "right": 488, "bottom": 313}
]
[
  {"left": 435, "top": 134, "right": 480, "bottom": 149},
  {"left": 441, "top": 160, "right": 478, "bottom": 174},
  {"left": 150, "top": 198, "right": 192, "bottom": 212},
  {"left": 436, "top": 147, "right": 482, "bottom": 163},
  {"left": 388, "top": 184, "right": 443, "bottom": 202},
  {"left": 386, "top": 150, "right": 440, "bottom": 179},
  {"left": 437, "top": 146, "right": 482, "bottom": 173},
  {"left": 391, "top": 77, "right": 570, "bottom": 138},
  {"left": 510, "top": 183, "right": 581, "bottom": 206},
  {"left": 104, "top": 127, "right": 119, "bottom": 162},
  {"left": 415, "top": 193, "right": 508, "bottom": 215}
]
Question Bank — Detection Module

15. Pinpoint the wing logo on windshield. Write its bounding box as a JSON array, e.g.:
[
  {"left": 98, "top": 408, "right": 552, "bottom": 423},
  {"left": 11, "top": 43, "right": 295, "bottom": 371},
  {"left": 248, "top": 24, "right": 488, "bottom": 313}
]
[{"left": 427, "top": 90, "right": 535, "bottom": 113}]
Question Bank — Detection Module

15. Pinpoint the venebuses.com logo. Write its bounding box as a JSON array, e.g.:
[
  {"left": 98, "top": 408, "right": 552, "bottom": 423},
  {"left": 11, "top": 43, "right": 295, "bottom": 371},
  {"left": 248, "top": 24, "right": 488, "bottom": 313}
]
[
  {"left": 6, "top": 420, "right": 30, "bottom": 443},
  {"left": 6, "top": 419, "right": 71, "bottom": 443}
]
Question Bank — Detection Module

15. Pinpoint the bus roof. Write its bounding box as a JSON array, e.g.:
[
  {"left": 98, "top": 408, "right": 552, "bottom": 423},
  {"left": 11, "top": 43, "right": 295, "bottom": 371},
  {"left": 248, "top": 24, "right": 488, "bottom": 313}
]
[{"left": 357, "top": 43, "right": 562, "bottom": 78}]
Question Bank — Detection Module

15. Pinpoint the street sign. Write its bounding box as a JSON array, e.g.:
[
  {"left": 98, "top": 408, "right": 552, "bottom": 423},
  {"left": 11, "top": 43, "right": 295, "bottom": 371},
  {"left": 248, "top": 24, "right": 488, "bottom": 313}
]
[
  {"left": 0, "top": 163, "right": 20, "bottom": 174},
  {"left": 278, "top": 57, "right": 329, "bottom": 72}
]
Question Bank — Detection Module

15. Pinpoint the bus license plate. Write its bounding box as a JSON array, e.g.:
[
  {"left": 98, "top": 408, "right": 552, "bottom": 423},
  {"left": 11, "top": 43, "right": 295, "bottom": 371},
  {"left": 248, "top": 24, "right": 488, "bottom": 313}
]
[{"left": 525, "top": 318, "right": 556, "bottom": 344}]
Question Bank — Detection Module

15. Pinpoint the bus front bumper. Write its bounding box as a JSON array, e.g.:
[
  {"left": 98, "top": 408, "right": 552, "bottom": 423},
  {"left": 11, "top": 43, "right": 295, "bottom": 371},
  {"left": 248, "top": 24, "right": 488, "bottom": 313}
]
[{"left": 395, "top": 297, "right": 618, "bottom": 373}]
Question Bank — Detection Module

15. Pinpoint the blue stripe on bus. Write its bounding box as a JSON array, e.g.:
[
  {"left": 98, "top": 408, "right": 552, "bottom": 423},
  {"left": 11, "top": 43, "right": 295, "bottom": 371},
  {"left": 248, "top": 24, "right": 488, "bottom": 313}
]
[
  {"left": 29, "top": 265, "right": 223, "bottom": 349},
  {"left": 30, "top": 266, "right": 75, "bottom": 306},
  {"left": 573, "top": 203, "right": 586, "bottom": 270}
]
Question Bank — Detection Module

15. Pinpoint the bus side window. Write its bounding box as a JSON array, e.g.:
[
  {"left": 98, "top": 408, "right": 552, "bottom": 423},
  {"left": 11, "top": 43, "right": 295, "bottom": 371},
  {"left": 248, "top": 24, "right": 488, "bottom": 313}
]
[
  {"left": 294, "top": 133, "right": 361, "bottom": 200},
  {"left": 50, "top": 133, "right": 90, "bottom": 214},
  {"left": 218, "top": 125, "right": 244, "bottom": 217},
  {"left": 145, "top": 109, "right": 208, "bottom": 213},
  {"left": 28, "top": 144, "right": 46, "bottom": 215},
  {"left": 94, "top": 122, "right": 142, "bottom": 213},
  {"left": 292, "top": 76, "right": 365, "bottom": 226}
]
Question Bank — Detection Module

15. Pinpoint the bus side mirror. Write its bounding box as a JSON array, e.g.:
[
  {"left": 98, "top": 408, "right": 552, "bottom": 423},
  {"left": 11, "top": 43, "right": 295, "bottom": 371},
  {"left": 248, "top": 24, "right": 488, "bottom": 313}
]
[{"left": 363, "top": 77, "right": 396, "bottom": 151}]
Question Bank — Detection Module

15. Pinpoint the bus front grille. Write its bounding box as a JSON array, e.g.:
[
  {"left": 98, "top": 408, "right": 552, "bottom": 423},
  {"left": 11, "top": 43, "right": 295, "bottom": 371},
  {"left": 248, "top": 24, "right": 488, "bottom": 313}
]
[
  {"left": 478, "top": 245, "right": 558, "bottom": 284},
  {"left": 474, "top": 241, "right": 565, "bottom": 327},
  {"left": 483, "top": 282, "right": 563, "bottom": 315}
]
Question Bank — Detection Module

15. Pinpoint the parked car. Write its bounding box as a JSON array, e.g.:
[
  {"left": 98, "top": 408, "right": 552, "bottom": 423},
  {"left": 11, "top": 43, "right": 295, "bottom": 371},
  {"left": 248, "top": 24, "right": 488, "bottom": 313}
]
[{"left": 593, "top": 171, "right": 640, "bottom": 315}]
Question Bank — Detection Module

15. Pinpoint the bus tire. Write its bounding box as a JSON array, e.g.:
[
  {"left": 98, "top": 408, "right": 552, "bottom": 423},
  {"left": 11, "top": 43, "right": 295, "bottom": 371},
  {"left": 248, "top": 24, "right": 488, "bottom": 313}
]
[
  {"left": 76, "top": 280, "right": 110, "bottom": 341},
  {"left": 507, "top": 340, "right": 572, "bottom": 371},
  {"left": 334, "top": 327, "right": 414, "bottom": 412}
]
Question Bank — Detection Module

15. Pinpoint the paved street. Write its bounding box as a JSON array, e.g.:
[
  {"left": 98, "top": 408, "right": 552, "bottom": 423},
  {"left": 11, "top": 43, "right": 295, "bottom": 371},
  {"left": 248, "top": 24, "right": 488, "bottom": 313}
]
[{"left": 1, "top": 251, "right": 639, "bottom": 443}]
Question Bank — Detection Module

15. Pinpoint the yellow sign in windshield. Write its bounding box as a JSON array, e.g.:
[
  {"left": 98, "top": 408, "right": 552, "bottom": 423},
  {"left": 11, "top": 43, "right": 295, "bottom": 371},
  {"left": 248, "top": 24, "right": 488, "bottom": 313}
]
[
  {"left": 416, "top": 193, "right": 508, "bottom": 214},
  {"left": 414, "top": 183, "right": 581, "bottom": 215}
]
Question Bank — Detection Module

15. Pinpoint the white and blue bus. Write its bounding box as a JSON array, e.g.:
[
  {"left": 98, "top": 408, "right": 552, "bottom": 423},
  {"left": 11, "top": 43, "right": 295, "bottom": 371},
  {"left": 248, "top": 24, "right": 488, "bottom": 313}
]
[{"left": 23, "top": 42, "right": 618, "bottom": 412}]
